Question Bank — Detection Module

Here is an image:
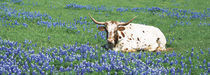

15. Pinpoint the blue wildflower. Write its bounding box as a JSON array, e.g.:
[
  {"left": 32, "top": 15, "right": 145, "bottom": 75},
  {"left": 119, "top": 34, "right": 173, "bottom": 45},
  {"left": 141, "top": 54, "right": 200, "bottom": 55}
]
[
  {"left": 32, "top": 70, "right": 37, "bottom": 75},
  {"left": 189, "top": 57, "right": 192, "bottom": 64},
  {"left": 200, "top": 49, "right": 204, "bottom": 54},
  {"left": 60, "top": 66, "right": 64, "bottom": 72},
  {"left": 191, "top": 52, "right": 193, "bottom": 57},
  {"left": 203, "top": 59, "right": 206, "bottom": 64},
  {"left": 22, "top": 23, "right": 28, "bottom": 27}
]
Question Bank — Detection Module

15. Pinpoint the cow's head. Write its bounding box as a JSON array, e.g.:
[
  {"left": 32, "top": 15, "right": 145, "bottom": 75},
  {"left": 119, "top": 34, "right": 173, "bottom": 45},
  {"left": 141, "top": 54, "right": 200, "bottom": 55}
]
[{"left": 89, "top": 14, "right": 136, "bottom": 47}]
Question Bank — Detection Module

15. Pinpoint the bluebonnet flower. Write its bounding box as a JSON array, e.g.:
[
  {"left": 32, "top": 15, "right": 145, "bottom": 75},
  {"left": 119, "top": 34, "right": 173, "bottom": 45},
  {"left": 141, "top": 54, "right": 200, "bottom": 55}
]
[
  {"left": 207, "top": 67, "right": 210, "bottom": 74},
  {"left": 191, "top": 52, "right": 193, "bottom": 57},
  {"left": 59, "top": 66, "right": 64, "bottom": 72},
  {"left": 32, "top": 70, "right": 37, "bottom": 75},
  {"left": 191, "top": 48, "right": 194, "bottom": 51},
  {"left": 189, "top": 57, "right": 192, "bottom": 64},
  {"left": 48, "top": 36, "right": 50, "bottom": 41},
  {"left": 185, "top": 64, "right": 187, "bottom": 68},
  {"left": 181, "top": 62, "right": 185, "bottom": 68},
  {"left": 203, "top": 59, "right": 206, "bottom": 64},
  {"left": 3, "top": 54, "right": 7, "bottom": 60},
  {"left": 170, "top": 61, "right": 173, "bottom": 66},
  {"left": 199, "top": 65, "right": 202, "bottom": 68},
  {"left": 200, "top": 49, "right": 204, "bottom": 54},
  {"left": 208, "top": 62, "right": 210, "bottom": 67},
  {"left": 22, "top": 23, "right": 28, "bottom": 27}
]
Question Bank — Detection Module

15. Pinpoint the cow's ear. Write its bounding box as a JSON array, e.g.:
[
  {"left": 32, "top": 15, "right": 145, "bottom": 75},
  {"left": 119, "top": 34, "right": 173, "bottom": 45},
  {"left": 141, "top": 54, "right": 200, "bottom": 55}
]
[
  {"left": 98, "top": 26, "right": 105, "bottom": 31},
  {"left": 118, "top": 27, "right": 125, "bottom": 31}
]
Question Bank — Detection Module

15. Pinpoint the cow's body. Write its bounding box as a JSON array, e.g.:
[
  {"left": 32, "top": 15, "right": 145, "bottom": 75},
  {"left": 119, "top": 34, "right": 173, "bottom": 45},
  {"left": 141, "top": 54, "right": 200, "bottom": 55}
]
[
  {"left": 113, "top": 23, "right": 166, "bottom": 52},
  {"left": 89, "top": 14, "right": 168, "bottom": 52}
]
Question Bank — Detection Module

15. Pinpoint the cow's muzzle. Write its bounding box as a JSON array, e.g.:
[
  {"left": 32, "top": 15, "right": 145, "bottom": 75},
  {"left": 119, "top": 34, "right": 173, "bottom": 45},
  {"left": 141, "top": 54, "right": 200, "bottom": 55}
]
[{"left": 107, "top": 39, "right": 114, "bottom": 44}]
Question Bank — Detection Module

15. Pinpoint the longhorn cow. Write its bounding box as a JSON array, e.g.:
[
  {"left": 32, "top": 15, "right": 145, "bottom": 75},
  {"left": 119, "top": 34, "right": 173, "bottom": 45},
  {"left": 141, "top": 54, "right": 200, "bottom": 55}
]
[{"left": 89, "top": 14, "right": 168, "bottom": 52}]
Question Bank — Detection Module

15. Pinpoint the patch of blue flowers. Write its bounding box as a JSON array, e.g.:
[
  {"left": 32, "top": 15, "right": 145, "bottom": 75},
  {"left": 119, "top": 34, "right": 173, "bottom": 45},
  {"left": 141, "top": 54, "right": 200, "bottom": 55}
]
[
  {"left": 0, "top": 38, "right": 209, "bottom": 74},
  {"left": 65, "top": 3, "right": 209, "bottom": 27},
  {"left": 65, "top": 3, "right": 209, "bottom": 20},
  {"left": 0, "top": 38, "right": 176, "bottom": 75},
  {"left": 0, "top": 2, "right": 209, "bottom": 75}
]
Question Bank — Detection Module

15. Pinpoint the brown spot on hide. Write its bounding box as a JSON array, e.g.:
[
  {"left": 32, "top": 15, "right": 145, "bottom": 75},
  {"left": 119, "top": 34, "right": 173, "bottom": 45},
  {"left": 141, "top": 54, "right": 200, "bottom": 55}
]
[
  {"left": 156, "top": 38, "right": 160, "bottom": 43},
  {"left": 144, "top": 45, "right": 152, "bottom": 50},
  {"left": 129, "top": 38, "right": 132, "bottom": 40},
  {"left": 143, "top": 31, "right": 145, "bottom": 33},
  {"left": 105, "top": 22, "right": 108, "bottom": 25},
  {"left": 125, "top": 48, "right": 128, "bottom": 50},
  {"left": 109, "top": 31, "right": 112, "bottom": 36},
  {"left": 118, "top": 27, "right": 125, "bottom": 31},
  {"left": 111, "top": 21, "right": 117, "bottom": 24},
  {"left": 156, "top": 37, "right": 160, "bottom": 47},
  {"left": 114, "top": 32, "right": 119, "bottom": 46},
  {"left": 121, "top": 32, "right": 125, "bottom": 37},
  {"left": 137, "top": 38, "right": 140, "bottom": 41}
]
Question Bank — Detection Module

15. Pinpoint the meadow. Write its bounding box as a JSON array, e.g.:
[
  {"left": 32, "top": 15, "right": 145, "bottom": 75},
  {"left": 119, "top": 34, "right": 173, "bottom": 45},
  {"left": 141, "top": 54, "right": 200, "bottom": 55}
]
[{"left": 0, "top": 0, "right": 209, "bottom": 75}]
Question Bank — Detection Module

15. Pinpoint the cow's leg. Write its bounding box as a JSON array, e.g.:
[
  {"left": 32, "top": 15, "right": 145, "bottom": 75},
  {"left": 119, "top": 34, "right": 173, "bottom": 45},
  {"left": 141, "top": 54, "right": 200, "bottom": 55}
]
[
  {"left": 146, "top": 43, "right": 158, "bottom": 52},
  {"left": 144, "top": 46, "right": 152, "bottom": 51},
  {"left": 155, "top": 39, "right": 167, "bottom": 51},
  {"left": 113, "top": 42, "right": 124, "bottom": 51}
]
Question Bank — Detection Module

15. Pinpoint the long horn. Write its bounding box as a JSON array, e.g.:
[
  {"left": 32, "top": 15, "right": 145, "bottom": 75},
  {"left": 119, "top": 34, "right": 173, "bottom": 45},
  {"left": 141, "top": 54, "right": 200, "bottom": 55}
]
[
  {"left": 118, "top": 16, "right": 137, "bottom": 26},
  {"left": 88, "top": 13, "right": 106, "bottom": 25}
]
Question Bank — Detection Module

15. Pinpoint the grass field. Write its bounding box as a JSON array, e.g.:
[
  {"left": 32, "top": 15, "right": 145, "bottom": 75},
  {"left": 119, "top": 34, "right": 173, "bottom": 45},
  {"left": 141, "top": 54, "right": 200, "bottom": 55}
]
[{"left": 0, "top": 0, "right": 209, "bottom": 75}]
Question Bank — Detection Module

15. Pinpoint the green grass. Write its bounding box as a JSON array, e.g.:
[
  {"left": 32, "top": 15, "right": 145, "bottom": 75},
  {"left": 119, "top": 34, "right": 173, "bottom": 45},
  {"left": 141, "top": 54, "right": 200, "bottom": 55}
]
[{"left": 0, "top": 0, "right": 209, "bottom": 74}]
